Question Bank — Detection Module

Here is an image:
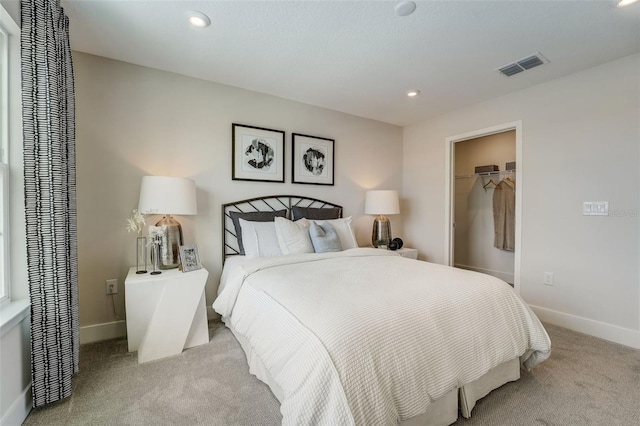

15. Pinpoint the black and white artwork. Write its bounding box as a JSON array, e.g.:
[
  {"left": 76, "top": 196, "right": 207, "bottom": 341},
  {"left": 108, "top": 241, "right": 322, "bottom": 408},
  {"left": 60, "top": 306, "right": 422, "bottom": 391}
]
[
  {"left": 243, "top": 136, "right": 275, "bottom": 172},
  {"left": 302, "top": 146, "right": 327, "bottom": 176},
  {"left": 179, "top": 244, "right": 202, "bottom": 272},
  {"left": 232, "top": 123, "right": 285, "bottom": 182},
  {"left": 292, "top": 133, "right": 334, "bottom": 185}
]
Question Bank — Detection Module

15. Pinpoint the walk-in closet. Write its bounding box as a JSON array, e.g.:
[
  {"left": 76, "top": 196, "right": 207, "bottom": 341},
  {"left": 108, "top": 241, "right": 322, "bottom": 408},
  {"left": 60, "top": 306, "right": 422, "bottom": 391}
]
[{"left": 453, "top": 130, "right": 516, "bottom": 285}]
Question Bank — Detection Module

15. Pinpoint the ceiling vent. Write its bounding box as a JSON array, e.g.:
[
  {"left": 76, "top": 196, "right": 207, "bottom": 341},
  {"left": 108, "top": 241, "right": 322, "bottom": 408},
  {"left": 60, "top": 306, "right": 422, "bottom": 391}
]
[{"left": 496, "top": 52, "right": 548, "bottom": 77}]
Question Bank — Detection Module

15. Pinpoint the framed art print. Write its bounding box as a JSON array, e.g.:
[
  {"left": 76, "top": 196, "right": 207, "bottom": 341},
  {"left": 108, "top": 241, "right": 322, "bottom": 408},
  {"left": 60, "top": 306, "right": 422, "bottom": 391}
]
[
  {"left": 232, "top": 123, "right": 285, "bottom": 183},
  {"left": 292, "top": 133, "right": 334, "bottom": 185},
  {"left": 179, "top": 244, "right": 202, "bottom": 272}
]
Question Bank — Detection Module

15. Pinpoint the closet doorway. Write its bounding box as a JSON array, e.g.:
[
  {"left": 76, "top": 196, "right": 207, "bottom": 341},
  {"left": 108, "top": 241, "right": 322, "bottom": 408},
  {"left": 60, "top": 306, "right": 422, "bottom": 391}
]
[{"left": 444, "top": 122, "right": 522, "bottom": 292}]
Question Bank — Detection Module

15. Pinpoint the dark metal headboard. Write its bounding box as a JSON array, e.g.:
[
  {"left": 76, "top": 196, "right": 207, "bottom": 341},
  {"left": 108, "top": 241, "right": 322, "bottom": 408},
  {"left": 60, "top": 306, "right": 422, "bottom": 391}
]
[{"left": 222, "top": 195, "right": 343, "bottom": 262}]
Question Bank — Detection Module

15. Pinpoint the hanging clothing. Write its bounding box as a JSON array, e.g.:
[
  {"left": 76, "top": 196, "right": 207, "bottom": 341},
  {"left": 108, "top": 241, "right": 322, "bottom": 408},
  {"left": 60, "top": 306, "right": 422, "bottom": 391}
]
[{"left": 493, "top": 178, "right": 516, "bottom": 251}]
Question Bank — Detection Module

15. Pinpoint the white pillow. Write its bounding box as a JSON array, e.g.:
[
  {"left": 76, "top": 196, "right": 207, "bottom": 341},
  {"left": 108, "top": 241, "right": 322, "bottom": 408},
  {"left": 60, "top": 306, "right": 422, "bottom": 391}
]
[
  {"left": 313, "top": 217, "right": 358, "bottom": 249},
  {"left": 238, "top": 218, "right": 283, "bottom": 258},
  {"left": 274, "top": 217, "right": 314, "bottom": 255}
]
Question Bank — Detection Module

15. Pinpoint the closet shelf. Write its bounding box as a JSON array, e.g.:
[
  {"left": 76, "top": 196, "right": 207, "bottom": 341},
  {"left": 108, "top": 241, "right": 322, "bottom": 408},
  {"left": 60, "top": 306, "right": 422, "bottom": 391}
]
[{"left": 455, "top": 170, "right": 516, "bottom": 179}]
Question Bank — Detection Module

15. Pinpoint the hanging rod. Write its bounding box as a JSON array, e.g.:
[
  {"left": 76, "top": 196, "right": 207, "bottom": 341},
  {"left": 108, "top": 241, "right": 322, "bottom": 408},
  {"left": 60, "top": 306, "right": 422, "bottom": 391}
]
[{"left": 455, "top": 170, "right": 516, "bottom": 179}]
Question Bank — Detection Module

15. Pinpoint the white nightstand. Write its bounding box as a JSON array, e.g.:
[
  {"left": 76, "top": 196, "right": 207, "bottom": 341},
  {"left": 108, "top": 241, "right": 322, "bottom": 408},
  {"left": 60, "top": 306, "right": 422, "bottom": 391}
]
[
  {"left": 395, "top": 247, "right": 418, "bottom": 259},
  {"left": 125, "top": 267, "right": 209, "bottom": 363}
]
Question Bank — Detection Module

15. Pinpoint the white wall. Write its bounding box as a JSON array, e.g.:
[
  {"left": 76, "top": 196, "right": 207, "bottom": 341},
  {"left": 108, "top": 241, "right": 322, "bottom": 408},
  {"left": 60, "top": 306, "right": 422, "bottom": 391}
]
[
  {"left": 403, "top": 54, "right": 640, "bottom": 348},
  {"left": 73, "top": 52, "right": 403, "bottom": 336}
]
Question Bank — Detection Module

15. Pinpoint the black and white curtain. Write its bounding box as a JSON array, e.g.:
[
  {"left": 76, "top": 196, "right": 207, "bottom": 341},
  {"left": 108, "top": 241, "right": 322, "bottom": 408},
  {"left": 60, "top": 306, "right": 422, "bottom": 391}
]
[{"left": 21, "top": 0, "right": 78, "bottom": 407}]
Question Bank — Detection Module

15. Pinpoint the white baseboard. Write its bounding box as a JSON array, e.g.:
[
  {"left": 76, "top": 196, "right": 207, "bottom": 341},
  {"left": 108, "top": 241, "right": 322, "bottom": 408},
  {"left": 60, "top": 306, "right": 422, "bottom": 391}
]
[
  {"left": 454, "top": 263, "right": 514, "bottom": 284},
  {"left": 79, "top": 320, "right": 127, "bottom": 344},
  {"left": 1, "top": 382, "right": 32, "bottom": 426},
  {"left": 529, "top": 305, "right": 640, "bottom": 349}
]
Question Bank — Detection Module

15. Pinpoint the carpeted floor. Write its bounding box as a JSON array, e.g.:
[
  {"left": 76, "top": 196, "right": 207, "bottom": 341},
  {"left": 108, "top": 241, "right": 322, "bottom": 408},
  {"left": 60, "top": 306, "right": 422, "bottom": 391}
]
[{"left": 23, "top": 322, "right": 640, "bottom": 426}]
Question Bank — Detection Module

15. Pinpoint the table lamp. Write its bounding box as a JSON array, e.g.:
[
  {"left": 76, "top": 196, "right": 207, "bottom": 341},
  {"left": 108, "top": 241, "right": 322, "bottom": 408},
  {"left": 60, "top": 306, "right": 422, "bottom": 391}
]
[
  {"left": 138, "top": 176, "right": 197, "bottom": 269},
  {"left": 365, "top": 190, "right": 400, "bottom": 248}
]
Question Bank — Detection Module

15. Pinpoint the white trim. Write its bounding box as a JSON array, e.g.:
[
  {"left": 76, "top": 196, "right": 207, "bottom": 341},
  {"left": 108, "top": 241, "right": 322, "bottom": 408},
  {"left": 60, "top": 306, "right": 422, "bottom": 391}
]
[
  {"left": 444, "top": 121, "right": 522, "bottom": 293},
  {"left": 530, "top": 305, "right": 640, "bottom": 349},
  {"left": 80, "top": 320, "right": 127, "bottom": 344},
  {"left": 0, "top": 382, "right": 32, "bottom": 426},
  {"left": 453, "top": 263, "right": 514, "bottom": 285},
  {"left": 0, "top": 6, "right": 15, "bottom": 304},
  {"left": 0, "top": 16, "right": 10, "bottom": 159},
  {"left": 0, "top": 298, "right": 29, "bottom": 338},
  {"left": 0, "top": 162, "right": 9, "bottom": 303}
]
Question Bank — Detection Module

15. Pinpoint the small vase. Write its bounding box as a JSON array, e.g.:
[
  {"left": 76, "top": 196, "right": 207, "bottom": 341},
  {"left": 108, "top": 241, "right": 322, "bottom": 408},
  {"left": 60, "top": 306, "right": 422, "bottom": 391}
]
[
  {"left": 150, "top": 242, "right": 161, "bottom": 275},
  {"left": 136, "top": 236, "right": 148, "bottom": 274}
]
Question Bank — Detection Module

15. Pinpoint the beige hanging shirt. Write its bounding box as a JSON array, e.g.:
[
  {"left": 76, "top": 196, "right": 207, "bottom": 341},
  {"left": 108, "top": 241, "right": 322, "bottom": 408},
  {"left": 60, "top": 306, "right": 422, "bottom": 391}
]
[{"left": 493, "top": 178, "right": 516, "bottom": 251}]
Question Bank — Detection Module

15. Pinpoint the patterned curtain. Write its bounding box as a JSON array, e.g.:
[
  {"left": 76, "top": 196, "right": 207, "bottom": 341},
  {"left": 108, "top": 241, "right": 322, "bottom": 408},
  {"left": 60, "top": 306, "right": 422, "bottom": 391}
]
[{"left": 21, "top": 0, "right": 78, "bottom": 407}]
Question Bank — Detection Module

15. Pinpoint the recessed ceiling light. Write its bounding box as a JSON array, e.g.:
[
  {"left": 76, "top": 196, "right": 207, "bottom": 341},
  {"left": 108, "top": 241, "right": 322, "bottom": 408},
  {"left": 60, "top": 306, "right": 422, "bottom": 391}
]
[
  {"left": 617, "top": 0, "right": 639, "bottom": 6},
  {"left": 187, "top": 11, "right": 211, "bottom": 28},
  {"left": 395, "top": 1, "right": 417, "bottom": 17},
  {"left": 406, "top": 89, "right": 420, "bottom": 98}
]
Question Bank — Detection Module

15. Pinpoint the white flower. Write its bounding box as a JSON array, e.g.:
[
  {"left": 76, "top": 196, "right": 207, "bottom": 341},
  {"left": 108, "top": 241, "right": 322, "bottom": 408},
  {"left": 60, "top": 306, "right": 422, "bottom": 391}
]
[{"left": 126, "top": 209, "right": 146, "bottom": 236}]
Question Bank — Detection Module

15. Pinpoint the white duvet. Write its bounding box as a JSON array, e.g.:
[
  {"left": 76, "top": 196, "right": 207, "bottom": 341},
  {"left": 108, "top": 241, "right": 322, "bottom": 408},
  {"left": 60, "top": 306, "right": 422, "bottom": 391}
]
[{"left": 213, "top": 248, "right": 551, "bottom": 426}]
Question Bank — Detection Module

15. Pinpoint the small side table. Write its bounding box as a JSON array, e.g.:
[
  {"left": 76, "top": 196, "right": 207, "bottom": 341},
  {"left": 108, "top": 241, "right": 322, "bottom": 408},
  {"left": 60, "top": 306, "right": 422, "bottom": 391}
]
[
  {"left": 395, "top": 247, "right": 418, "bottom": 259},
  {"left": 125, "top": 267, "right": 209, "bottom": 363}
]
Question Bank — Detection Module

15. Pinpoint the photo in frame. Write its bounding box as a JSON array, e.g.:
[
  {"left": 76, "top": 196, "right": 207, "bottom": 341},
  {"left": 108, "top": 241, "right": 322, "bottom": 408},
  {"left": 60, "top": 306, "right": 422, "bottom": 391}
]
[
  {"left": 292, "top": 133, "right": 334, "bottom": 185},
  {"left": 232, "top": 123, "right": 285, "bottom": 183},
  {"left": 179, "top": 244, "right": 202, "bottom": 272}
]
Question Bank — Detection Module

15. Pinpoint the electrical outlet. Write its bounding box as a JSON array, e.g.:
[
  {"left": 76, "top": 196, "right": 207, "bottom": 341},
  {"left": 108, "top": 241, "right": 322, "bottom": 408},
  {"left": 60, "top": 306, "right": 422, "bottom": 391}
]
[
  {"left": 543, "top": 272, "right": 554, "bottom": 286},
  {"left": 106, "top": 279, "right": 118, "bottom": 295}
]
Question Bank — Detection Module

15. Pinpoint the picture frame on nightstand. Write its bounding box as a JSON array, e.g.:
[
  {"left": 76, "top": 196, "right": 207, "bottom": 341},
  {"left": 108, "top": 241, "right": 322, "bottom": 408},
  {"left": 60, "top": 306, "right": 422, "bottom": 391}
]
[{"left": 179, "top": 244, "right": 202, "bottom": 272}]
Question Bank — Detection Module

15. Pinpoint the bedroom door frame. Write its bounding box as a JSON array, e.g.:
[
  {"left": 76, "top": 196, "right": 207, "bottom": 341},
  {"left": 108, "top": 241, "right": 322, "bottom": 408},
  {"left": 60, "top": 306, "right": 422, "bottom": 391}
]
[{"left": 444, "top": 121, "right": 523, "bottom": 293}]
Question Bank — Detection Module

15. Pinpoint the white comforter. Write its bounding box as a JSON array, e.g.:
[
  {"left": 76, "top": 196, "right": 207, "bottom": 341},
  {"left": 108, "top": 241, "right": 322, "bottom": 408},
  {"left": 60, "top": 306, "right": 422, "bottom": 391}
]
[{"left": 213, "top": 248, "right": 551, "bottom": 426}]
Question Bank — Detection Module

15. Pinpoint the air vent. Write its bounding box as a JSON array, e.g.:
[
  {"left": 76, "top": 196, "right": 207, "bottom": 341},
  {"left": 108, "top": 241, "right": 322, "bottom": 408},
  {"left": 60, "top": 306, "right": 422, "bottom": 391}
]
[
  {"left": 499, "top": 64, "right": 524, "bottom": 77},
  {"left": 496, "top": 52, "right": 548, "bottom": 77}
]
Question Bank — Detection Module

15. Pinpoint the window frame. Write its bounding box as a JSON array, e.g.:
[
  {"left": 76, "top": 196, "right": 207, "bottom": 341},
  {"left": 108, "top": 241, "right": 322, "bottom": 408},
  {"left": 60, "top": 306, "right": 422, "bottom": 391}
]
[
  {"left": 1, "top": 16, "right": 11, "bottom": 304},
  {"left": 0, "top": 163, "right": 8, "bottom": 303}
]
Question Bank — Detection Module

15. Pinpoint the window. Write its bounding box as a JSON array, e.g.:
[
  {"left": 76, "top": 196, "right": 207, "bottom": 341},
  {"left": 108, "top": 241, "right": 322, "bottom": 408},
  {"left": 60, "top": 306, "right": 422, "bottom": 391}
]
[{"left": 1, "top": 16, "right": 11, "bottom": 303}]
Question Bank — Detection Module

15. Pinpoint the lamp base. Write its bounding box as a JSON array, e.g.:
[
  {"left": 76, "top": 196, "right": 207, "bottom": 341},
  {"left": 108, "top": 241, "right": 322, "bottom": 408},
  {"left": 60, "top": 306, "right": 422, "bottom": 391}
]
[
  {"left": 371, "top": 215, "right": 392, "bottom": 248},
  {"left": 156, "top": 216, "right": 183, "bottom": 269}
]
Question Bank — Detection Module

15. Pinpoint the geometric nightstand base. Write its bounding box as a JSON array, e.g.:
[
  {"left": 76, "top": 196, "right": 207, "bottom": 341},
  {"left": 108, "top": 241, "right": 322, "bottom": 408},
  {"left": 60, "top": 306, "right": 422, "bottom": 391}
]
[{"left": 125, "top": 267, "right": 209, "bottom": 363}]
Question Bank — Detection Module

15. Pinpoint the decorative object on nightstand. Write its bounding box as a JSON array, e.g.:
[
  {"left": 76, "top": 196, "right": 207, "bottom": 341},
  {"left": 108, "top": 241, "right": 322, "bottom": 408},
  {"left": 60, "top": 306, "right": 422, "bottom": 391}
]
[
  {"left": 148, "top": 225, "right": 166, "bottom": 275},
  {"left": 135, "top": 236, "right": 148, "bottom": 274},
  {"left": 179, "top": 244, "right": 202, "bottom": 272},
  {"left": 138, "top": 176, "right": 197, "bottom": 269},
  {"left": 365, "top": 190, "right": 400, "bottom": 248},
  {"left": 388, "top": 237, "right": 404, "bottom": 251},
  {"left": 126, "top": 209, "right": 148, "bottom": 274}
]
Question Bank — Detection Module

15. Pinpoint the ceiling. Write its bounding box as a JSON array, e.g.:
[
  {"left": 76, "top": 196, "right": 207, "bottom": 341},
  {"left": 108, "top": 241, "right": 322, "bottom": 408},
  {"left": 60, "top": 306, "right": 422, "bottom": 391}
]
[{"left": 59, "top": 0, "right": 640, "bottom": 127}]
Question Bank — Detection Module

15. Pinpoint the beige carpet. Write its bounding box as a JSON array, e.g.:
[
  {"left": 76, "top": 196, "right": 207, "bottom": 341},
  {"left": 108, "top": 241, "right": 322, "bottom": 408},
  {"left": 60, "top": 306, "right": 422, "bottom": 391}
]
[{"left": 23, "top": 322, "right": 640, "bottom": 425}]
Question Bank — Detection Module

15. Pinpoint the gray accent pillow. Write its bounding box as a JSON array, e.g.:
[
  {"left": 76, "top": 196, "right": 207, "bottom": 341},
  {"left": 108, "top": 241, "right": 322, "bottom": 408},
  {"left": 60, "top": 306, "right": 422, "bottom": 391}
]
[
  {"left": 309, "top": 222, "right": 343, "bottom": 253},
  {"left": 291, "top": 206, "right": 342, "bottom": 221},
  {"left": 230, "top": 209, "right": 287, "bottom": 255}
]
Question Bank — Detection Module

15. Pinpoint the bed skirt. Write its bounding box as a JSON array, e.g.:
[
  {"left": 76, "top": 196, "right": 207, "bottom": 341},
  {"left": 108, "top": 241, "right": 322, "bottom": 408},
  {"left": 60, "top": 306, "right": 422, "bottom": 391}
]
[{"left": 224, "top": 318, "right": 519, "bottom": 425}]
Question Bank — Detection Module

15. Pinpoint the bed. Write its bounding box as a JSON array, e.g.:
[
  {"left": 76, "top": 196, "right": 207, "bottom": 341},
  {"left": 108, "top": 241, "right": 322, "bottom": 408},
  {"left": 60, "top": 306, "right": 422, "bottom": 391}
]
[{"left": 214, "top": 195, "right": 551, "bottom": 425}]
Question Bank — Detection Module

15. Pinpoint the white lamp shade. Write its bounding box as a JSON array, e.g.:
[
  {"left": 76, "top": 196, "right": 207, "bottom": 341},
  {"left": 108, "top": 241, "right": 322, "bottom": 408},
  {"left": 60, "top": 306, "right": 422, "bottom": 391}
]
[
  {"left": 365, "top": 190, "right": 400, "bottom": 215},
  {"left": 138, "top": 176, "right": 197, "bottom": 215}
]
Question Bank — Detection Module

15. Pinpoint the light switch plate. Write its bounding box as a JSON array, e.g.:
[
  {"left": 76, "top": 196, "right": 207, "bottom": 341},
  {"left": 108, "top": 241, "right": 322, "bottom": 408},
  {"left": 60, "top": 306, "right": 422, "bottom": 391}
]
[{"left": 583, "top": 201, "right": 608, "bottom": 216}]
